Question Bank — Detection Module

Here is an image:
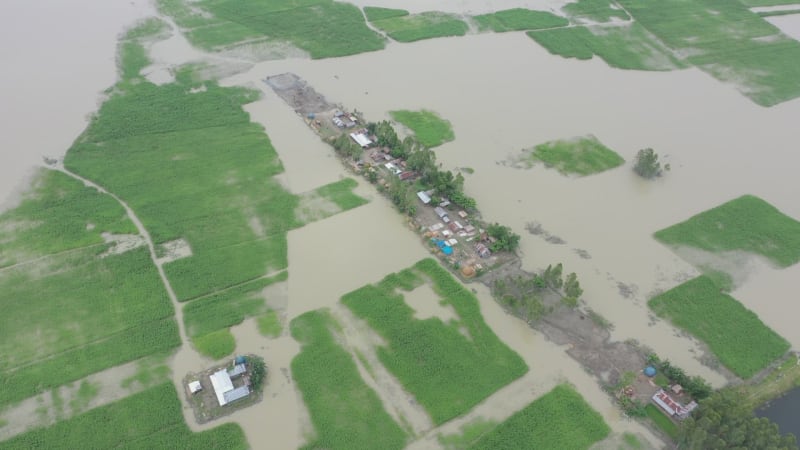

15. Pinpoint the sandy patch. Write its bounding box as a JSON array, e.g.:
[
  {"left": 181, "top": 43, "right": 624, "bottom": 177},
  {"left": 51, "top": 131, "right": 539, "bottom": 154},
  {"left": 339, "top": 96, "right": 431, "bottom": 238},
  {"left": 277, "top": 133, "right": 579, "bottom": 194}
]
[
  {"left": 0, "top": 358, "right": 163, "bottom": 441},
  {"left": 156, "top": 238, "right": 193, "bottom": 264},
  {"left": 98, "top": 232, "right": 147, "bottom": 257}
]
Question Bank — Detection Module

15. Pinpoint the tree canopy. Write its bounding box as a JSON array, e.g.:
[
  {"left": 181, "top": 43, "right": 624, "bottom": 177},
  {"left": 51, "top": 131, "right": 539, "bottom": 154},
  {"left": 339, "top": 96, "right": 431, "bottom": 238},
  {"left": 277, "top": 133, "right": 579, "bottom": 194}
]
[
  {"left": 633, "top": 148, "right": 661, "bottom": 179},
  {"left": 681, "top": 389, "right": 797, "bottom": 450}
]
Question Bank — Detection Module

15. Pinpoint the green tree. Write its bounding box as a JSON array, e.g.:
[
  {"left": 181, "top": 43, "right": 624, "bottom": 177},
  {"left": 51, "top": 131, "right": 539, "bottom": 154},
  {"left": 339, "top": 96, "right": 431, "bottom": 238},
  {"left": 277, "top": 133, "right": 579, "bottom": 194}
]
[
  {"left": 486, "top": 223, "right": 520, "bottom": 252},
  {"left": 681, "top": 389, "right": 797, "bottom": 450},
  {"left": 564, "top": 272, "right": 583, "bottom": 303},
  {"left": 633, "top": 148, "right": 662, "bottom": 179},
  {"left": 249, "top": 356, "right": 267, "bottom": 392},
  {"left": 543, "top": 263, "right": 564, "bottom": 289}
]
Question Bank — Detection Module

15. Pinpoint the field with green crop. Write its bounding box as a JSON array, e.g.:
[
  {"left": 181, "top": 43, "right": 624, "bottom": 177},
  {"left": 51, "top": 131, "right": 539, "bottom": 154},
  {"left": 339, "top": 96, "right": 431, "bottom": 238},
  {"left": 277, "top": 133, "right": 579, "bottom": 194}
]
[
  {"left": 520, "top": 135, "right": 625, "bottom": 176},
  {"left": 390, "top": 110, "right": 455, "bottom": 148},
  {"left": 649, "top": 276, "right": 790, "bottom": 378},
  {"left": 193, "top": 329, "right": 236, "bottom": 359},
  {"left": 342, "top": 258, "right": 528, "bottom": 424},
  {"left": 616, "top": 0, "right": 800, "bottom": 106},
  {"left": 563, "top": 0, "right": 631, "bottom": 22},
  {"left": 65, "top": 42, "right": 366, "bottom": 305},
  {"left": 528, "top": 23, "right": 684, "bottom": 71},
  {"left": 306, "top": 178, "right": 369, "bottom": 213},
  {"left": 469, "top": 384, "right": 611, "bottom": 449},
  {"left": 654, "top": 195, "right": 800, "bottom": 267},
  {"left": 364, "top": 6, "right": 409, "bottom": 21},
  {"left": 158, "top": 0, "right": 385, "bottom": 58},
  {"left": 290, "top": 310, "right": 407, "bottom": 450},
  {"left": 370, "top": 11, "right": 469, "bottom": 42},
  {"left": 472, "top": 8, "right": 568, "bottom": 32},
  {"left": 645, "top": 404, "right": 680, "bottom": 439},
  {"left": 0, "top": 383, "right": 246, "bottom": 449},
  {"left": 0, "top": 171, "right": 180, "bottom": 407},
  {"left": 183, "top": 271, "right": 287, "bottom": 338}
]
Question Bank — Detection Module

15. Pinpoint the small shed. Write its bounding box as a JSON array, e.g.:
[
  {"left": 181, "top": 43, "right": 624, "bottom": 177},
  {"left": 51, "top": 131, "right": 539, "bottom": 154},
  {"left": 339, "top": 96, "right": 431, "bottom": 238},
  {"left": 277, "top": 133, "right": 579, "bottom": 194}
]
[
  {"left": 188, "top": 380, "right": 202, "bottom": 394},
  {"left": 644, "top": 366, "right": 657, "bottom": 377}
]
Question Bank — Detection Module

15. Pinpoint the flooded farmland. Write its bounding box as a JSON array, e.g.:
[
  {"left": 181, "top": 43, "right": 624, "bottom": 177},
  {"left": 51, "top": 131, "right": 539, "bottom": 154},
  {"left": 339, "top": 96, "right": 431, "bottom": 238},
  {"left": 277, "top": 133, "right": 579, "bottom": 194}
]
[{"left": 4, "top": 1, "right": 800, "bottom": 448}]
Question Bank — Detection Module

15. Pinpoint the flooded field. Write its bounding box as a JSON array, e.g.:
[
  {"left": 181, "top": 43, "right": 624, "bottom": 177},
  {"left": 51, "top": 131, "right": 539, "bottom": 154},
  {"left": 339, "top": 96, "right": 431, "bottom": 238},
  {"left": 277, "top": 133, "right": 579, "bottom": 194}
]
[
  {"left": 0, "top": 0, "right": 154, "bottom": 210},
  {"left": 4, "top": 1, "right": 800, "bottom": 448}
]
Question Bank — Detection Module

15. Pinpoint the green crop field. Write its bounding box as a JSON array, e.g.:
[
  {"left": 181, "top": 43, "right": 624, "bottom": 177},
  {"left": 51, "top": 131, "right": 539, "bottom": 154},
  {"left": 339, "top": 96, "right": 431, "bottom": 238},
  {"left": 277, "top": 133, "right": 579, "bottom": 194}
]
[
  {"left": 528, "top": 23, "right": 685, "bottom": 71},
  {"left": 183, "top": 271, "right": 287, "bottom": 338},
  {"left": 0, "top": 171, "right": 180, "bottom": 407},
  {"left": 193, "top": 329, "right": 236, "bottom": 359},
  {"left": 469, "top": 384, "right": 610, "bottom": 449},
  {"left": 290, "top": 310, "right": 407, "bottom": 450},
  {"left": 159, "top": 0, "right": 386, "bottom": 58},
  {"left": 616, "top": 0, "right": 800, "bottom": 106},
  {"left": 364, "top": 6, "right": 409, "bottom": 21},
  {"left": 306, "top": 178, "right": 369, "bottom": 214},
  {"left": 0, "top": 383, "right": 247, "bottom": 449},
  {"left": 563, "top": 0, "right": 631, "bottom": 22},
  {"left": 472, "top": 9, "right": 568, "bottom": 32},
  {"left": 65, "top": 41, "right": 366, "bottom": 303},
  {"left": 645, "top": 404, "right": 680, "bottom": 439},
  {"left": 370, "top": 11, "right": 469, "bottom": 42},
  {"left": 390, "top": 110, "right": 455, "bottom": 148},
  {"left": 654, "top": 195, "right": 800, "bottom": 267},
  {"left": 520, "top": 135, "right": 625, "bottom": 176},
  {"left": 649, "top": 276, "right": 789, "bottom": 378},
  {"left": 342, "top": 258, "right": 528, "bottom": 425}
]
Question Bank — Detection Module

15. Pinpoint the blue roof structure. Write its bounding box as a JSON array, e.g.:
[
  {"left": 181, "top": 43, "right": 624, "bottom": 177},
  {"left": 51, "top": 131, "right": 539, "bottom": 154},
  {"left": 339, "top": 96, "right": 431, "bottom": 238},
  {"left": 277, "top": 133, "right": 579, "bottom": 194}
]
[
  {"left": 644, "top": 366, "right": 657, "bottom": 377},
  {"left": 435, "top": 240, "right": 453, "bottom": 255}
]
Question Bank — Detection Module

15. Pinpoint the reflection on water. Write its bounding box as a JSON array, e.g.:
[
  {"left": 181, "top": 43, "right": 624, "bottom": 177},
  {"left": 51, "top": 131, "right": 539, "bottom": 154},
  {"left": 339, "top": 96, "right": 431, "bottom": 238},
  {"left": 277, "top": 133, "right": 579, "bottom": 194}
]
[{"left": 758, "top": 386, "right": 800, "bottom": 438}]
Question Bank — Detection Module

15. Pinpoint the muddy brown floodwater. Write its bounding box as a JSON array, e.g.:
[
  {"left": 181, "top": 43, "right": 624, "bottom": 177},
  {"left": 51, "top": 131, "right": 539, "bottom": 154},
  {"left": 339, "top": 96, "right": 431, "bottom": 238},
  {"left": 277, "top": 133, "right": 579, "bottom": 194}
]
[
  {"left": 5, "top": 2, "right": 800, "bottom": 449},
  {"left": 0, "top": 0, "right": 154, "bottom": 211}
]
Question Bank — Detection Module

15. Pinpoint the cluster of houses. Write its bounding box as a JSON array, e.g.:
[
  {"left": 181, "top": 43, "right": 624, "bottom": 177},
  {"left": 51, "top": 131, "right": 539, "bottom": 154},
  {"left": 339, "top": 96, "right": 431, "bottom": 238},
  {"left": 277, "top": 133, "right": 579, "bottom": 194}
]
[
  {"left": 333, "top": 117, "right": 494, "bottom": 266},
  {"left": 332, "top": 109, "right": 358, "bottom": 128}
]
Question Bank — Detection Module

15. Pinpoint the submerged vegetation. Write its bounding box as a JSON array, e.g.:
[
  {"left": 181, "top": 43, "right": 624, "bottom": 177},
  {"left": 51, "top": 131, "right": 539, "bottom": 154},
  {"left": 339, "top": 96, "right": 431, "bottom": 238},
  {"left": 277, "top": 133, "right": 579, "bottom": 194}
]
[
  {"left": 342, "top": 259, "right": 528, "bottom": 424},
  {"left": 390, "top": 109, "right": 454, "bottom": 148},
  {"left": 649, "top": 276, "right": 789, "bottom": 378},
  {"left": 473, "top": 8, "right": 568, "bottom": 32},
  {"left": 563, "top": 0, "right": 631, "bottom": 22},
  {"left": 290, "top": 310, "right": 407, "bottom": 450},
  {"left": 616, "top": 0, "right": 800, "bottom": 106},
  {"left": 470, "top": 384, "right": 611, "bottom": 449},
  {"left": 519, "top": 135, "right": 625, "bottom": 176},
  {"left": 0, "top": 383, "right": 246, "bottom": 449},
  {"left": 159, "top": 0, "right": 385, "bottom": 58},
  {"left": 528, "top": 23, "right": 684, "bottom": 71},
  {"left": 369, "top": 11, "right": 469, "bottom": 42},
  {"left": 654, "top": 195, "right": 800, "bottom": 267}
]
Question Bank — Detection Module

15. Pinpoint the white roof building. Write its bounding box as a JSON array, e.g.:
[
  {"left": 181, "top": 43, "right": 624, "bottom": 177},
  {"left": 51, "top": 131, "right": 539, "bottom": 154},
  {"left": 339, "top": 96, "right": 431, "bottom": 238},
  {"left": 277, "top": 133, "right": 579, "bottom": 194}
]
[
  {"left": 417, "top": 191, "right": 431, "bottom": 204},
  {"left": 350, "top": 132, "right": 373, "bottom": 148},
  {"left": 210, "top": 369, "right": 250, "bottom": 406},
  {"left": 188, "top": 380, "right": 202, "bottom": 394}
]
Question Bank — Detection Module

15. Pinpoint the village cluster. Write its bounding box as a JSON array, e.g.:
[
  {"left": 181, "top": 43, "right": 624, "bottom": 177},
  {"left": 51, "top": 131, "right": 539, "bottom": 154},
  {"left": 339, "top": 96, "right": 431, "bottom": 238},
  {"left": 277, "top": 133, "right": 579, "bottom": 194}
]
[{"left": 321, "top": 109, "right": 504, "bottom": 278}]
